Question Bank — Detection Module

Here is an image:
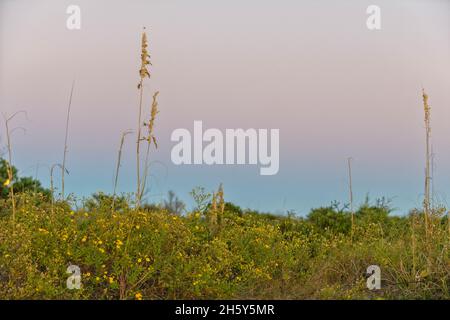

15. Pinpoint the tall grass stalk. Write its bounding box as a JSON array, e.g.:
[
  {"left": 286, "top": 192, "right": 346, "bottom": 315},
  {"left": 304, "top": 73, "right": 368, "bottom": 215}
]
[
  {"left": 422, "top": 89, "right": 431, "bottom": 238},
  {"left": 411, "top": 214, "right": 417, "bottom": 281},
  {"left": 33, "top": 163, "right": 40, "bottom": 195},
  {"left": 2, "top": 111, "right": 26, "bottom": 227},
  {"left": 50, "top": 163, "right": 63, "bottom": 215},
  {"left": 3, "top": 114, "right": 16, "bottom": 226},
  {"left": 136, "top": 28, "right": 152, "bottom": 208},
  {"left": 112, "top": 130, "right": 132, "bottom": 211},
  {"left": 62, "top": 80, "right": 75, "bottom": 200},
  {"left": 347, "top": 157, "right": 354, "bottom": 240}
]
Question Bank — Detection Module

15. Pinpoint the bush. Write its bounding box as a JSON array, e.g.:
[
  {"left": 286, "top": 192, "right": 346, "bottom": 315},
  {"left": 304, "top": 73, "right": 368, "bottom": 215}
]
[{"left": 0, "top": 192, "right": 448, "bottom": 299}]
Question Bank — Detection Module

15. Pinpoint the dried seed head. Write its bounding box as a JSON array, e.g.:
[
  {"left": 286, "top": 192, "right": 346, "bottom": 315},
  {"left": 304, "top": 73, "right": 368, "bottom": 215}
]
[
  {"left": 148, "top": 91, "right": 160, "bottom": 134},
  {"left": 422, "top": 88, "right": 431, "bottom": 127},
  {"left": 422, "top": 89, "right": 428, "bottom": 105},
  {"left": 423, "top": 90, "right": 430, "bottom": 111},
  {"left": 139, "top": 29, "right": 152, "bottom": 80},
  {"left": 217, "top": 184, "right": 224, "bottom": 214},
  {"left": 143, "top": 91, "right": 160, "bottom": 148}
]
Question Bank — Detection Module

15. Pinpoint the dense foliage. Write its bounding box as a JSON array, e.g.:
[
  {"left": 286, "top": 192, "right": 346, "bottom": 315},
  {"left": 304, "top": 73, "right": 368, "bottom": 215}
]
[
  {"left": 0, "top": 159, "right": 448, "bottom": 300},
  {"left": 0, "top": 190, "right": 448, "bottom": 300},
  {"left": 0, "top": 158, "right": 50, "bottom": 200}
]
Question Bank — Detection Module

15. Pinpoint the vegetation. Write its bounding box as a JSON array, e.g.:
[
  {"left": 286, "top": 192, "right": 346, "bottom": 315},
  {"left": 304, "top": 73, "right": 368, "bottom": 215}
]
[
  {"left": 0, "top": 30, "right": 448, "bottom": 300},
  {"left": 0, "top": 160, "right": 448, "bottom": 300},
  {"left": 0, "top": 159, "right": 50, "bottom": 202}
]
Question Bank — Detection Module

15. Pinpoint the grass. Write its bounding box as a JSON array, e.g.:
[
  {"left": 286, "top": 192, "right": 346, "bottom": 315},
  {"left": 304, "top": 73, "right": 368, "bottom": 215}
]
[
  {"left": 61, "top": 80, "right": 75, "bottom": 200},
  {"left": 112, "top": 130, "right": 132, "bottom": 212},
  {"left": 136, "top": 28, "right": 153, "bottom": 208},
  {"left": 2, "top": 111, "right": 27, "bottom": 228}
]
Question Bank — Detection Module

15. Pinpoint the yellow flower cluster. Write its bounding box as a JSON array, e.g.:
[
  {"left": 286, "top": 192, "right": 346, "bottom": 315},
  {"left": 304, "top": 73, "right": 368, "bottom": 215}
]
[{"left": 115, "top": 239, "right": 123, "bottom": 249}]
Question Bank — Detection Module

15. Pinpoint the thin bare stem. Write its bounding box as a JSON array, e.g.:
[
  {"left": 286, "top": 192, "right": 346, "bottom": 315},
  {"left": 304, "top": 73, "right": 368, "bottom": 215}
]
[
  {"left": 113, "top": 130, "right": 132, "bottom": 211},
  {"left": 347, "top": 157, "right": 354, "bottom": 240},
  {"left": 34, "top": 163, "right": 40, "bottom": 194},
  {"left": 62, "top": 80, "right": 75, "bottom": 200},
  {"left": 50, "top": 164, "right": 63, "bottom": 215},
  {"left": 411, "top": 214, "right": 417, "bottom": 280},
  {"left": 4, "top": 118, "right": 16, "bottom": 226},
  {"left": 2, "top": 111, "right": 26, "bottom": 229},
  {"left": 136, "top": 81, "right": 144, "bottom": 208},
  {"left": 422, "top": 89, "right": 431, "bottom": 239}
]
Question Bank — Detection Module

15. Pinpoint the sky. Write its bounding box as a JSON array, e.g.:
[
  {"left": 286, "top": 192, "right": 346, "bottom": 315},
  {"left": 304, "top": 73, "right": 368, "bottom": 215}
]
[{"left": 0, "top": 0, "right": 449, "bottom": 215}]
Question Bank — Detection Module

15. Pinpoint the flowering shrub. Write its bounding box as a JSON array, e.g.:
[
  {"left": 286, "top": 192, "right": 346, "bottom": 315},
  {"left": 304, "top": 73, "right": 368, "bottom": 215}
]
[{"left": 0, "top": 192, "right": 448, "bottom": 299}]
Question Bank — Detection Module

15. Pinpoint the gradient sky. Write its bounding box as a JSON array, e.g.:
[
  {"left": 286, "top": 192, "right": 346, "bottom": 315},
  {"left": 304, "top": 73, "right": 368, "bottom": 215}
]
[{"left": 1, "top": 0, "right": 449, "bottom": 215}]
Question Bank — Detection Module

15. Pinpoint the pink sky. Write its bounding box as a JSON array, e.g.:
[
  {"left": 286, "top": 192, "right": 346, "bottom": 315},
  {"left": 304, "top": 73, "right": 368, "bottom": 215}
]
[{"left": 1, "top": 0, "right": 449, "bottom": 213}]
